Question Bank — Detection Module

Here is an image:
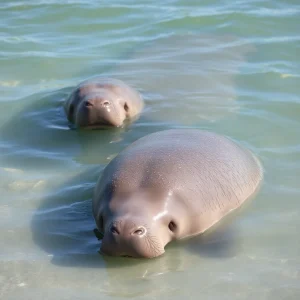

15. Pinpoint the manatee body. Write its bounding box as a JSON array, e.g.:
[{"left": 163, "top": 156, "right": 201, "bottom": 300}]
[
  {"left": 64, "top": 77, "right": 143, "bottom": 128},
  {"left": 92, "top": 129, "right": 263, "bottom": 258}
]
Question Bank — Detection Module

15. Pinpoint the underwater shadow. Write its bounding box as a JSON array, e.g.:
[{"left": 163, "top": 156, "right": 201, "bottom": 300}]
[
  {"left": 30, "top": 166, "right": 106, "bottom": 268},
  {"left": 182, "top": 221, "right": 242, "bottom": 259}
]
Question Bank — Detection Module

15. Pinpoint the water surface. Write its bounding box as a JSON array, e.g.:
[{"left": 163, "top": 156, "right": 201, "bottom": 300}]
[{"left": 1, "top": 0, "right": 300, "bottom": 299}]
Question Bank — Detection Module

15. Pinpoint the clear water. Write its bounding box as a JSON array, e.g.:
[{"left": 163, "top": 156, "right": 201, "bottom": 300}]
[{"left": 1, "top": 1, "right": 300, "bottom": 299}]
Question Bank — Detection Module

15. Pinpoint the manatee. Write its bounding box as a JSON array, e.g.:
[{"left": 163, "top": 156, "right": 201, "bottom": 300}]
[
  {"left": 64, "top": 77, "right": 143, "bottom": 128},
  {"left": 92, "top": 129, "right": 262, "bottom": 258}
]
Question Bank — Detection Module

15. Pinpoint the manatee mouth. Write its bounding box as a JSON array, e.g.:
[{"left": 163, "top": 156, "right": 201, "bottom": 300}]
[
  {"left": 85, "top": 124, "right": 114, "bottom": 129},
  {"left": 96, "top": 224, "right": 165, "bottom": 259},
  {"left": 80, "top": 120, "right": 120, "bottom": 129},
  {"left": 85, "top": 114, "right": 126, "bottom": 128},
  {"left": 76, "top": 106, "right": 123, "bottom": 128},
  {"left": 99, "top": 243, "right": 164, "bottom": 259}
]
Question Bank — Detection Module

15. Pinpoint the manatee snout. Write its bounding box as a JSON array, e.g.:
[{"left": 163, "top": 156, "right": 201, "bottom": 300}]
[
  {"left": 75, "top": 96, "right": 124, "bottom": 127},
  {"left": 100, "top": 218, "right": 165, "bottom": 258}
]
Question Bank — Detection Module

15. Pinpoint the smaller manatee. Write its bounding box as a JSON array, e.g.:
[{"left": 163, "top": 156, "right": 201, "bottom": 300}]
[{"left": 64, "top": 77, "right": 144, "bottom": 128}]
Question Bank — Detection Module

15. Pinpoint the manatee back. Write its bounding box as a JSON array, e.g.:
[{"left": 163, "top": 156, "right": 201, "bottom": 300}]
[{"left": 96, "top": 130, "right": 262, "bottom": 218}]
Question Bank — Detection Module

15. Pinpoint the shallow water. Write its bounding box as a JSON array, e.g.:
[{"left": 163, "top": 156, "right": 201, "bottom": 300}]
[{"left": 1, "top": 0, "right": 300, "bottom": 299}]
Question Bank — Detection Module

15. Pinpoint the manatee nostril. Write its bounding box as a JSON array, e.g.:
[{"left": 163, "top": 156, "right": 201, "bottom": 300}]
[
  {"left": 124, "top": 102, "right": 129, "bottom": 112},
  {"left": 103, "top": 101, "right": 110, "bottom": 106},
  {"left": 132, "top": 227, "right": 146, "bottom": 236},
  {"left": 110, "top": 225, "right": 120, "bottom": 235},
  {"left": 84, "top": 100, "right": 93, "bottom": 107},
  {"left": 168, "top": 221, "right": 177, "bottom": 232}
]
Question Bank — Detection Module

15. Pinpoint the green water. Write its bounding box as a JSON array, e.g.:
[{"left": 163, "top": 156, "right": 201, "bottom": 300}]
[{"left": 1, "top": 1, "right": 300, "bottom": 299}]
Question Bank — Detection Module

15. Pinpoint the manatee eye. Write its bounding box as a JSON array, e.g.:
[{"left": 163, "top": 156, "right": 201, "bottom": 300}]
[
  {"left": 110, "top": 225, "right": 120, "bottom": 235},
  {"left": 124, "top": 102, "right": 129, "bottom": 112},
  {"left": 168, "top": 221, "right": 177, "bottom": 232}
]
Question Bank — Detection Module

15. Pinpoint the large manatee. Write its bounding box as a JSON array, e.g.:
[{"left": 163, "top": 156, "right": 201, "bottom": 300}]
[{"left": 92, "top": 129, "right": 262, "bottom": 258}]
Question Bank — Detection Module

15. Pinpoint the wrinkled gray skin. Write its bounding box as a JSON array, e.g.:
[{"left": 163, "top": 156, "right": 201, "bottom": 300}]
[
  {"left": 64, "top": 77, "right": 143, "bottom": 128},
  {"left": 92, "top": 129, "right": 263, "bottom": 258}
]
